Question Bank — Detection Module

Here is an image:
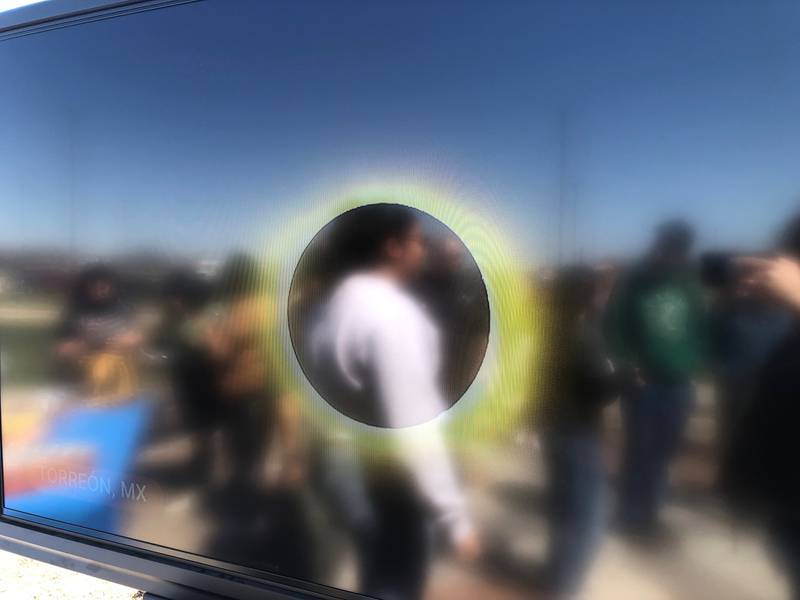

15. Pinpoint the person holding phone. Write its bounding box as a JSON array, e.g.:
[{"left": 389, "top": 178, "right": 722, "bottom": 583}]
[{"left": 722, "top": 215, "right": 800, "bottom": 600}]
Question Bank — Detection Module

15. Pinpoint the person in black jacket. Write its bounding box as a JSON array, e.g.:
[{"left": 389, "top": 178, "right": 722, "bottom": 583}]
[
  {"left": 159, "top": 270, "right": 218, "bottom": 483},
  {"left": 722, "top": 215, "right": 800, "bottom": 600},
  {"left": 538, "top": 265, "right": 633, "bottom": 598}
]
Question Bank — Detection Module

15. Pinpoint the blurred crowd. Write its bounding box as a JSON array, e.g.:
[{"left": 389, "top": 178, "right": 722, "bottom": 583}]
[
  {"left": 8, "top": 205, "right": 800, "bottom": 600},
  {"left": 536, "top": 213, "right": 800, "bottom": 599}
]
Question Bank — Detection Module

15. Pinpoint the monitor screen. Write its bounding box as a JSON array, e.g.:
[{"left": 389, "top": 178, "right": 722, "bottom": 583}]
[{"left": 1, "top": 1, "right": 799, "bottom": 599}]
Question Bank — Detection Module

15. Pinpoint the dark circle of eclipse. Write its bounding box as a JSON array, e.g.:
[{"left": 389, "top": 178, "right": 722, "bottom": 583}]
[{"left": 287, "top": 204, "right": 490, "bottom": 428}]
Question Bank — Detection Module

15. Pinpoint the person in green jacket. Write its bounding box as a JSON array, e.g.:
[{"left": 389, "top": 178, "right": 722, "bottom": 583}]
[{"left": 606, "top": 219, "right": 707, "bottom": 542}]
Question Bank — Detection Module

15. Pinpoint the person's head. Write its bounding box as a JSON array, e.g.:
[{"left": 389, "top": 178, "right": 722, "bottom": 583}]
[
  {"left": 432, "top": 233, "right": 467, "bottom": 273},
  {"left": 163, "top": 270, "right": 211, "bottom": 316},
  {"left": 551, "top": 264, "right": 597, "bottom": 324},
  {"left": 777, "top": 212, "right": 800, "bottom": 260},
  {"left": 70, "top": 264, "right": 120, "bottom": 312},
  {"left": 218, "top": 253, "right": 261, "bottom": 300},
  {"left": 650, "top": 219, "right": 695, "bottom": 269},
  {"left": 334, "top": 203, "right": 426, "bottom": 282}
]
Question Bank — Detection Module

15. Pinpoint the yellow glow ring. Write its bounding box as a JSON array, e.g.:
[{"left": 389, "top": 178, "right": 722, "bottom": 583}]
[{"left": 256, "top": 181, "right": 544, "bottom": 451}]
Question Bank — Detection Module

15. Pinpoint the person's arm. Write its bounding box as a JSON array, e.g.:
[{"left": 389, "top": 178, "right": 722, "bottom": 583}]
[
  {"left": 206, "top": 295, "right": 273, "bottom": 395},
  {"left": 603, "top": 275, "right": 635, "bottom": 364},
  {"left": 205, "top": 317, "right": 231, "bottom": 361},
  {"left": 275, "top": 391, "right": 305, "bottom": 484},
  {"left": 57, "top": 338, "right": 86, "bottom": 359},
  {"left": 603, "top": 275, "right": 647, "bottom": 388},
  {"left": 573, "top": 332, "right": 629, "bottom": 405},
  {"left": 687, "top": 278, "right": 710, "bottom": 375},
  {"left": 55, "top": 313, "right": 86, "bottom": 359},
  {"left": 110, "top": 327, "right": 143, "bottom": 351},
  {"left": 371, "top": 316, "right": 479, "bottom": 558},
  {"left": 737, "top": 256, "right": 800, "bottom": 314}
]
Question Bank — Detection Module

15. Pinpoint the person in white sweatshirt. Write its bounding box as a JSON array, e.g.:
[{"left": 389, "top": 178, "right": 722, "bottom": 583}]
[{"left": 309, "top": 204, "right": 480, "bottom": 600}]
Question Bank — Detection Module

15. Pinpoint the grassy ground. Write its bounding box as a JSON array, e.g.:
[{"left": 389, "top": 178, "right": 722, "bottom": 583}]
[{"left": 0, "top": 322, "right": 55, "bottom": 387}]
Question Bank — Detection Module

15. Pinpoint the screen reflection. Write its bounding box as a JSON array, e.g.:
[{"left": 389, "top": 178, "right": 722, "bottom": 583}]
[{"left": 2, "top": 1, "right": 800, "bottom": 599}]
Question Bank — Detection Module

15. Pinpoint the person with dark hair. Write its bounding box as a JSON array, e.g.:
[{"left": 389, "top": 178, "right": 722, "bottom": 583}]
[
  {"left": 411, "top": 232, "right": 490, "bottom": 404},
  {"left": 328, "top": 203, "right": 419, "bottom": 276},
  {"left": 605, "top": 219, "right": 707, "bottom": 543},
  {"left": 702, "top": 252, "right": 791, "bottom": 462},
  {"left": 206, "top": 253, "right": 302, "bottom": 490},
  {"left": 217, "top": 252, "right": 262, "bottom": 299},
  {"left": 309, "top": 204, "right": 479, "bottom": 600},
  {"left": 158, "top": 270, "right": 218, "bottom": 481},
  {"left": 56, "top": 264, "right": 142, "bottom": 403},
  {"left": 538, "top": 265, "right": 630, "bottom": 597},
  {"left": 721, "top": 214, "right": 800, "bottom": 599},
  {"left": 311, "top": 204, "right": 432, "bottom": 427},
  {"left": 204, "top": 253, "right": 310, "bottom": 576},
  {"left": 777, "top": 211, "right": 800, "bottom": 259}
]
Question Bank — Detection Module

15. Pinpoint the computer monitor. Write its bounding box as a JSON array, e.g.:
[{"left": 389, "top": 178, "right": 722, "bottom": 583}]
[{"left": 1, "top": 2, "right": 798, "bottom": 600}]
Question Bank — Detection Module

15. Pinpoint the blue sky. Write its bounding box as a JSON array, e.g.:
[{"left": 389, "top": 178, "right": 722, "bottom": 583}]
[
  {"left": 0, "top": 0, "right": 46, "bottom": 13},
  {"left": 1, "top": 0, "right": 800, "bottom": 262}
]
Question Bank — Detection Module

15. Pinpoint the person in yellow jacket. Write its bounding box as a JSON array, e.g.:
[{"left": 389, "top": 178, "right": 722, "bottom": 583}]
[{"left": 206, "top": 254, "right": 303, "bottom": 489}]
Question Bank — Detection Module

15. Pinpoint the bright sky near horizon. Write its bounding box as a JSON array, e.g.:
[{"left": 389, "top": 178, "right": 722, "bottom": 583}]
[
  {"left": 1, "top": 0, "right": 800, "bottom": 264},
  {"left": 0, "top": 0, "right": 46, "bottom": 14}
]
